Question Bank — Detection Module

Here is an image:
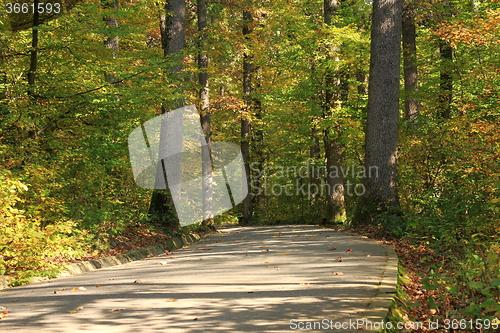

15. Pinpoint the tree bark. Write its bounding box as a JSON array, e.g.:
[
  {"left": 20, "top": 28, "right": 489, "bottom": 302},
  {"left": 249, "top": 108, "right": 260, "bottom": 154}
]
[
  {"left": 352, "top": 0, "right": 403, "bottom": 225},
  {"left": 149, "top": 0, "right": 186, "bottom": 231},
  {"left": 402, "top": 1, "right": 419, "bottom": 123},
  {"left": 197, "top": 0, "right": 215, "bottom": 230},
  {"left": 439, "top": 39, "right": 453, "bottom": 119},
  {"left": 240, "top": 9, "right": 254, "bottom": 225},
  {"left": 26, "top": 0, "right": 40, "bottom": 138},
  {"left": 323, "top": 0, "right": 346, "bottom": 223},
  {"left": 102, "top": 0, "right": 120, "bottom": 87}
]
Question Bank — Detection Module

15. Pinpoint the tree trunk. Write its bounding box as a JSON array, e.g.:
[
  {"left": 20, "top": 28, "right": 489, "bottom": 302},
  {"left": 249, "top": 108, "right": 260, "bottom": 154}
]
[
  {"left": 439, "top": 39, "right": 453, "bottom": 119},
  {"left": 197, "top": 0, "right": 215, "bottom": 231},
  {"left": 323, "top": 0, "right": 346, "bottom": 223},
  {"left": 352, "top": 0, "right": 403, "bottom": 225},
  {"left": 26, "top": 0, "right": 40, "bottom": 138},
  {"left": 149, "top": 0, "right": 186, "bottom": 231},
  {"left": 240, "top": 9, "right": 254, "bottom": 225},
  {"left": 402, "top": 1, "right": 419, "bottom": 123},
  {"left": 102, "top": 0, "right": 120, "bottom": 87}
]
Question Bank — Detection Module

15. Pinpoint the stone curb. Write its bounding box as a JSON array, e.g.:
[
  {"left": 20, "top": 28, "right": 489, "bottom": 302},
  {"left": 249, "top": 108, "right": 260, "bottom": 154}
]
[{"left": 0, "top": 232, "right": 207, "bottom": 290}]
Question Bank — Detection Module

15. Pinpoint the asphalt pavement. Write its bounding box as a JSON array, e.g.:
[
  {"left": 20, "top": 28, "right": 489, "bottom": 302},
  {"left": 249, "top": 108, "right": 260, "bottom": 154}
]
[{"left": 0, "top": 225, "right": 398, "bottom": 332}]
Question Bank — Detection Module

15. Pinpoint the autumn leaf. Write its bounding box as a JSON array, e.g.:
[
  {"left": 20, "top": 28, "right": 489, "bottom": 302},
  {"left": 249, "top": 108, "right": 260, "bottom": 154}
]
[
  {"left": 335, "top": 257, "right": 342, "bottom": 262},
  {"left": 0, "top": 311, "right": 8, "bottom": 320},
  {"left": 345, "top": 248, "right": 353, "bottom": 252},
  {"left": 111, "top": 308, "right": 124, "bottom": 312},
  {"left": 279, "top": 253, "right": 288, "bottom": 255},
  {"left": 332, "top": 272, "right": 344, "bottom": 275},
  {"left": 329, "top": 247, "right": 337, "bottom": 251},
  {"left": 166, "top": 299, "right": 177, "bottom": 302}
]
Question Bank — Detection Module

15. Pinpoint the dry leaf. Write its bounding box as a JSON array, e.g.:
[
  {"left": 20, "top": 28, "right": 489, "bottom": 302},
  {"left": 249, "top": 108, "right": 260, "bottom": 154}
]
[
  {"left": 265, "top": 266, "right": 270, "bottom": 268},
  {"left": 95, "top": 285, "right": 102, "bottom": 287},
  {"left": 0, "top": 311, "right": 8, "bottom": 320},
  {"left": 332, "top": 272, "right": 344, "bottom": 275},
  {"left": 134, "top": 280, "right": 142, "bottom": 284},
  {"left": 279, "top": 253, "right": 288, "bottom": 255},
  {"left": 11, "top": 299, "right": 19, "bottom": 302},
  {"left": 111, "top": 308, "right": 124, "bottom": 312},
  {"left": 169, "top": 257, "right": 176, "bottom": 259},
  {"left": 53, "top": 291, "right": 59, "bottom": 294},
  {"left": 329, "top": 247, "right": 337, "bottom": 251},
  {"left": 193, "top": 317, "right": 198, "bottom": 320},
  {"left": 68, "top": 310, "right": 77, "bottom": 314},
  {"left": 274, "top": 266, "right": 279, "bottom": 268},
  {"left": 335, "top": 257, "right": 342, "bottom": 262},
  {"left": 158, "top": 262, "right": 167, "bottom": 265},
  {"left": 346, "top": 248, "right": 353, "bottom": 252},
  {"left": 166, "top": 299, "right": 177, "bottom": 302},
  {"left": 199, "top": 248, "right": 211, "bottom": 251},
  {"left": 264, "top": 261, "right": 271, "bottom": 263},
  {"left": 165, "top": 251, "right": 173, "bottom": 255}
]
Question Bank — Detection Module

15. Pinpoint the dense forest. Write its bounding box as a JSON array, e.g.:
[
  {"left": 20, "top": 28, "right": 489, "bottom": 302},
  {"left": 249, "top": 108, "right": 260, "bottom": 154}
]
[{"left": 1, "top": 0, "right": 499, "bottom": 329}]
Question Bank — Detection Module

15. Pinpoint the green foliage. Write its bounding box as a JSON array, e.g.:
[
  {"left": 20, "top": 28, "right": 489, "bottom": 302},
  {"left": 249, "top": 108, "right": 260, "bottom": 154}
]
[{"left": 0, "top": 170, "right": 94, "bottom": 285}]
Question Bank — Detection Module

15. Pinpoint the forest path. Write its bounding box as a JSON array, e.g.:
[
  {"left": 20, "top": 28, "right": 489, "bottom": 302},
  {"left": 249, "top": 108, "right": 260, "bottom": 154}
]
[{"left": 0, "top": 225, "right": 397, "bottom": 332}]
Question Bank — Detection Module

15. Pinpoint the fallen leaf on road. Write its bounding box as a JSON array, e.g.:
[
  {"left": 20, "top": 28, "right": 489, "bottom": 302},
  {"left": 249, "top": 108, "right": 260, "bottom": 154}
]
[
  {"left": 345, "top": 248, "right": 353, "bottom": 252},
  {"left": 265, "top": 266, "right": 270, "bottom": 268},
  {"left": 53, "top": 291, "right": 59, "bottom": 294},
  {"left": 165, "top": 251, "right": 173, "bottom": 255},
  {"left": 72, "top": 287, "right": 86, "bottom": 292},
  {"left": 274, "top": 266, "right": 279, "bottom": 268},
  {"left": 279, "top": 253, "right": 287, "bottom": 255},
  {"left": 166, "top": 299, "right": 177, "bottom": 302},
  {"left": 169, "top": 257, "right": 177, "bottom": 259},
  {"left": 193, "top": 317, "right": 198, "bottom": 320},
  {"left": 335, "top": 257, "right": 342, "bottom": 262},
  {"left": 264, "top": 261, "right": 271, "bottom": 263},
  {"left": 158, "top": 262, "right": 167, "bottom": 265},
  {"left": 199, "top": 248, "right": 211, "bottom": 251},
  {"left": 0, "top": 311, "right": 8, "bottom": 320},
  {"left": 111, "top": 308, "right": 124, "bottom": 312},
  {"left": 68, "top": 310, "right": 77, "bottom": 314},
  {"left": 332, "top": 272, "right": 344, "bottom": 275},
  {"left": 329, "top": 247, "right": 337, "bottom": 251},
  {"left": 11, "top": 299, "right": 19, "bottom": 302},
  {"left": 133, "top": 280, "right": 142, "bottom": 284},
  {"left": 95, "top": 285, "right": 102, "bottom": 287}
]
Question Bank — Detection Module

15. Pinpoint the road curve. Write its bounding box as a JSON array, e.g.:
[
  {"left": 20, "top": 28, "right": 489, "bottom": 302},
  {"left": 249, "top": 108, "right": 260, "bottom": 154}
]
[{"left": 0, "top": 225, "right": 397, "bottom": 332}]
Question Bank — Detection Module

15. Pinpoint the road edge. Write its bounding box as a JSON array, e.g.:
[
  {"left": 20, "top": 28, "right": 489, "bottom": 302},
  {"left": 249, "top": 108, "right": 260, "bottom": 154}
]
[{"left": 0, "top": 232, "right": 209, "bottom": 290}]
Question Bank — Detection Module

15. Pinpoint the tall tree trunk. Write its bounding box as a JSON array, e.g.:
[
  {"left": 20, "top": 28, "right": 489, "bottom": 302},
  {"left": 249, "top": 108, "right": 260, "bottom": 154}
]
[
  {"left": 27, "top": 0, "right": 40, "bottom": 138},
  {"left": 197, "top": 0, "right": 215, "bottom": 230},
  {"left": 352, "top": 0, "right": 403, "bottom": 225},
  {"left": 402, "top": 0, "right": 419, "bottom": 123},
  {"left": 323, "top": 0, "right": 346, "bottom": 223},
  {"left": 240, "top": 9, "right": 254, "bottom": 225},
  {"left": 149, "top": 0, "right": 186, "bottom": 231}
]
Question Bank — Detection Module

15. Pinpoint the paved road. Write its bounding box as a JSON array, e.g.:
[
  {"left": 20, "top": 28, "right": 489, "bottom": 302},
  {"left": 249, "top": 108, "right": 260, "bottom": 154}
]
[{"left": 0, "top": 226, "right": 397, "bottom": 332}]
